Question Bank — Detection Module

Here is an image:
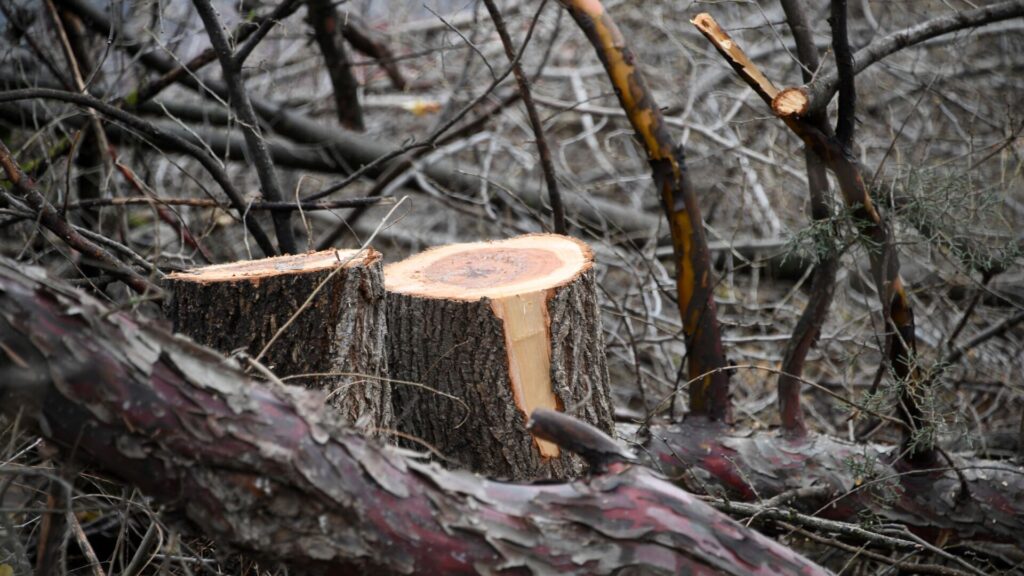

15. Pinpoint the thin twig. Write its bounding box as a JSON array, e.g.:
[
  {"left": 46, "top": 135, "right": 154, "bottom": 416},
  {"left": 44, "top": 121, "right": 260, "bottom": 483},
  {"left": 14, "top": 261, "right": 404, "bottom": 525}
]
[{"left": 482, "top": 0, "right": 565, "bottom": 234}]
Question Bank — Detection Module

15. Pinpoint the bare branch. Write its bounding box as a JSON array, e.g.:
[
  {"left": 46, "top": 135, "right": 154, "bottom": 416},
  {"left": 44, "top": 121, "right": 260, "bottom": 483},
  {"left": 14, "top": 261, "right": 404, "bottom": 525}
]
[
  {"left": 0, "top": 88, "right": 278, "bottom": 257},
  {"left": 482, "top": 0, "right": 565, "bottom": 234},
  {"left": 0, "top": 139, "right": 160, "bottom": 296},
  {"left": 192, "top": 0, "right": 297, "bottom": 253},
  {"left": 775, "top": 0, "right": 1024, "bottom": 118},
  {"left": 830, "top": 0, "right": 856, "bottom": 149}
]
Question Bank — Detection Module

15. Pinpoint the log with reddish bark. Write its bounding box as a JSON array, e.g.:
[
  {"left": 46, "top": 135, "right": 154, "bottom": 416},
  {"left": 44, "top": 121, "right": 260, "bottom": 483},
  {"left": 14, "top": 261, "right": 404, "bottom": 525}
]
[
  {"left": 384, "top": 234, "right": 614, "bottom": 480},
  {"left": 0, "top": 256, "right": 828, "bottom": 576},
  {"left": 636, "top": 421, "right": 1024, "bottom": 545},
  {"left": 164, "top": 249, "right": 391, "bottom": 433}
]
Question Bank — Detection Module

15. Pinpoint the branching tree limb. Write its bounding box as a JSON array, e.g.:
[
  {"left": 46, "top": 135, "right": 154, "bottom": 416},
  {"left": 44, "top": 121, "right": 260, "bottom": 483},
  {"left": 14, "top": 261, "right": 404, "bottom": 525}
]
[
  {"left": 0, "top": 257, "right": 829, "bottom": 576},
  {"left": 192, "top": 0, "right": 297, "bottom": 254},
  {"left": 0, "top": 139, "right": 159, "bottom": 296},
  {"left": 557, "top": 0, "right": 731, "bottom": 421},
  {"left": 692, "top": 13, "right": 926, "bottom": 462},
  {"left": 0, "top": 88, "right": 278, "bottom": 257},
  {"left": 774, "top": 0, "right": 1024, "bottom": 119},
  {"left": 58, "top": 0, "right": 660, "bottom": 238}
]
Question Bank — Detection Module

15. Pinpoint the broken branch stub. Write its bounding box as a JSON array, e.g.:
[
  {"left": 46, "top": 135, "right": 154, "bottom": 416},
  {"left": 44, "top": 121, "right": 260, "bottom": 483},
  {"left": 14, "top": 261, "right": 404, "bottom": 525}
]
[
  {"left": 385, "top": 234, "right": 614, "bottom": 480},
  {"left": 165, "top": 249, "right": 391, "bottom": 433}
]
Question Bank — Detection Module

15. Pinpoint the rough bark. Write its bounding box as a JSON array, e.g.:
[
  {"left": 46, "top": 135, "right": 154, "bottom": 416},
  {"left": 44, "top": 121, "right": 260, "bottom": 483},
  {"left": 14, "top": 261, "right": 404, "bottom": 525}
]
[
  {"left": 165, "top": 249, "right": 391, "bottom": 433},
  {"left": 386, "top": 235, "right": 614, "bottom": 481},
  {"left": 0, "top": 256, "right": 829, "bottom": 576},
  {"left": 637, "top": 421, "right": 1024, "bottom": 545}
]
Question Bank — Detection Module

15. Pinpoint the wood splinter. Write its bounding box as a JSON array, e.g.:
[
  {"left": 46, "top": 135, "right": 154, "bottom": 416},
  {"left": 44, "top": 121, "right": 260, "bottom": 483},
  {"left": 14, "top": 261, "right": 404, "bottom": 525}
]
[
  {"left": 385, "top": 234, "right": 614, "bottom": 480},
  {"left": 165, "top": 249, "right": 391, "bottom": 433}
]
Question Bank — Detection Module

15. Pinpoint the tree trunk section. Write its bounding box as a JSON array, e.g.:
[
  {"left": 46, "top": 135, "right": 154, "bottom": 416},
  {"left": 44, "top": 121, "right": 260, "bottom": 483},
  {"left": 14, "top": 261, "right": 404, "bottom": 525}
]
[
  {"left": 385, "top": 234, "right": 614, "bottom": 480},
  {"left": 0, "top": 255, "right": 830, "bottom": 576},
  {"left": 165, "top": 249, "right": 391, "bottom": 433}
]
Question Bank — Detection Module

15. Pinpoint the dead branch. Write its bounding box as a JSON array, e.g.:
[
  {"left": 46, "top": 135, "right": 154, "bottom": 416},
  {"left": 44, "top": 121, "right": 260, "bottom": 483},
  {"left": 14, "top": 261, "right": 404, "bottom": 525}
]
[
  {"left": 0, "top": 139, "right": 159, "bottom": 296},
  {"left": 774, "top": 0, "right": 1024, "bottom": 119},
  {"left": 0, "top": 88, "right": 278, "bottom": 257},
  {"left": 307, "top": 0, "right": 365, "bottom": 131},
  {"left": 640, "top": 421, "right": 1024, "bottom": 545},
  {"left": 483, "top": 0, "right": 566, "bottom": 234},
  {"left": 192, "top": 0, "right": 297, "bottom": 254}
]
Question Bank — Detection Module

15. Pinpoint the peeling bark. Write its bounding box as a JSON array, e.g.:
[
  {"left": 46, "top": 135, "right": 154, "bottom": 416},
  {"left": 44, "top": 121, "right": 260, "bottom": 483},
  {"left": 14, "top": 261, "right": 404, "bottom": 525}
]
[
  {"left": 0, "top": 257, "right": 828, "bottom": 576},
  {"left": 638, "top": 421, "right": 1024, "bottom": 545}
]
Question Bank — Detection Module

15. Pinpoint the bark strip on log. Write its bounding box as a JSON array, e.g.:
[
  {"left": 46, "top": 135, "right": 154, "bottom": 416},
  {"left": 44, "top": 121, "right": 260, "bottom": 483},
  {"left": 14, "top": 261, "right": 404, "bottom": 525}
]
[
  {"left": 637, "top": 421, "right": 1024, "bottom": 545},
  {"left": 0, "top": 257, "right": 830, "bottom": 576},
  {"left": 385, "top": 234, "right": 614, "bottom": 480},
  {"left": 165, "top": 249, "right": 391, "bottom": 433}
]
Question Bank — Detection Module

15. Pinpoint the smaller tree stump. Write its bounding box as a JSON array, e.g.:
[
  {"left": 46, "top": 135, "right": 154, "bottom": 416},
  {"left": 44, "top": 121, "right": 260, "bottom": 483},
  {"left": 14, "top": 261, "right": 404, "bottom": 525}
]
[
  {"left": 165, "top": 249, "right": 391, "bottom": 433},
  {"left": 385, "top": 234, "right": 614, "bottom": 480}
]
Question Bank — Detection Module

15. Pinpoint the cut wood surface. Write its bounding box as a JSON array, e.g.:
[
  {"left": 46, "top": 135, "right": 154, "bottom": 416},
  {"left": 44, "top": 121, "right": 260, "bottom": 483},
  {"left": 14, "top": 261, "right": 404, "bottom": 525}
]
[
  {"left": 385, "top": 234, "right": 614, "bottom": 480},
  {"left": 165, "top": 249, "right": 391, "bottom": 433},
  {"left": 0, "top": 256, "right": 831, "bottom": 575}
]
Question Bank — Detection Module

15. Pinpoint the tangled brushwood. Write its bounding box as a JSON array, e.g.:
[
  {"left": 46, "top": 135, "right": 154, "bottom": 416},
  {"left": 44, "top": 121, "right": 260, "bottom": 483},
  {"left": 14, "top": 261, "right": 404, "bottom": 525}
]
[{"left": 1, "top": 1, "right": 1023, "bottom": 574}]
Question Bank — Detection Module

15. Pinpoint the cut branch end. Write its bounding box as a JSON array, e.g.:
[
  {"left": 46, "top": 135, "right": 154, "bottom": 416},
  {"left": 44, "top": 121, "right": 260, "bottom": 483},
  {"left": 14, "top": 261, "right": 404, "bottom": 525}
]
[{"left": 773, "top": 87, "right": 810, "bottom": 118}]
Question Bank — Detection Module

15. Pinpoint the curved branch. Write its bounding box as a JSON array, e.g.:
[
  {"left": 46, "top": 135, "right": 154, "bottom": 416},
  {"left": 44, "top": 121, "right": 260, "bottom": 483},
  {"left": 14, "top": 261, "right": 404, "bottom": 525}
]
[
  {"left": 0, "top": 258, "right": 828, "bottom": 576},
  {"left": 775, "top": 0, "right": 1024, "bottom": 118},
  {"left": 561, "top": 0, "right": 731, "bottom": 421},
  {"left": 0, "top": 140, "right": 159, "bottom": 296}
]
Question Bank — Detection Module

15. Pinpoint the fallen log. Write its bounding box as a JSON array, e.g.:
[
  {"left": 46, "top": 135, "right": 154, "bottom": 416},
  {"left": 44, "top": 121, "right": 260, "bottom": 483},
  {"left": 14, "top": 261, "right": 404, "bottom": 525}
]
[
  {"left": 637, "top": 420, "right": 1024, "bottom": 545},
  {"left": 0, "top": 256, "right": 828, "bottom": 575},
  {"left": 385, "top": 234, "right": 614, "bottom": 480},
  {"left": 165, "top": 249, "right": 391, "bottom": 433}
]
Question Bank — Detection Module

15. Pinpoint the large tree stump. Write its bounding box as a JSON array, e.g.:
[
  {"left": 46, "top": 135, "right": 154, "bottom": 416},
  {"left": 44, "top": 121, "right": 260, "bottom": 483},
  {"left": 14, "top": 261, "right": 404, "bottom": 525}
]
[
  {"left": 165, "top": 249, "right": 391, "bottom": 433},
  {"left": 385, "top": 234, "right": 614, "bottom": 480}
]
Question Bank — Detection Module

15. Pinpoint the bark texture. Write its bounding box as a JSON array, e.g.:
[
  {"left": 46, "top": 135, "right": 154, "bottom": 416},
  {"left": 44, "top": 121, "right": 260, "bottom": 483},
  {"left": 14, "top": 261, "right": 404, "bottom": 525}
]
[
  {"left": 637, "top": 421, "right": 1024, "bottom": 545},
  {"left": 165, "top": 250, "right": 391, "bottom": 433},
  {"left": 0, "top": 257, "right": 829, "bottom": 576},
  {"left": 387, "top": 265, "right": 614, "bottom": 481}
]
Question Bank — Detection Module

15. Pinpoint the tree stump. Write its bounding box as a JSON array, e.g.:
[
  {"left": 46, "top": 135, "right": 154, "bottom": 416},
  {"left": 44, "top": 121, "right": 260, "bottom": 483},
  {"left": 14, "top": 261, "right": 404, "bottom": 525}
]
[
  {"left": 165, "top": 249, "right": 391, "bottom": 433},
  {"left": 385, "top": 234, "right": 614, "bottom": 480}
]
